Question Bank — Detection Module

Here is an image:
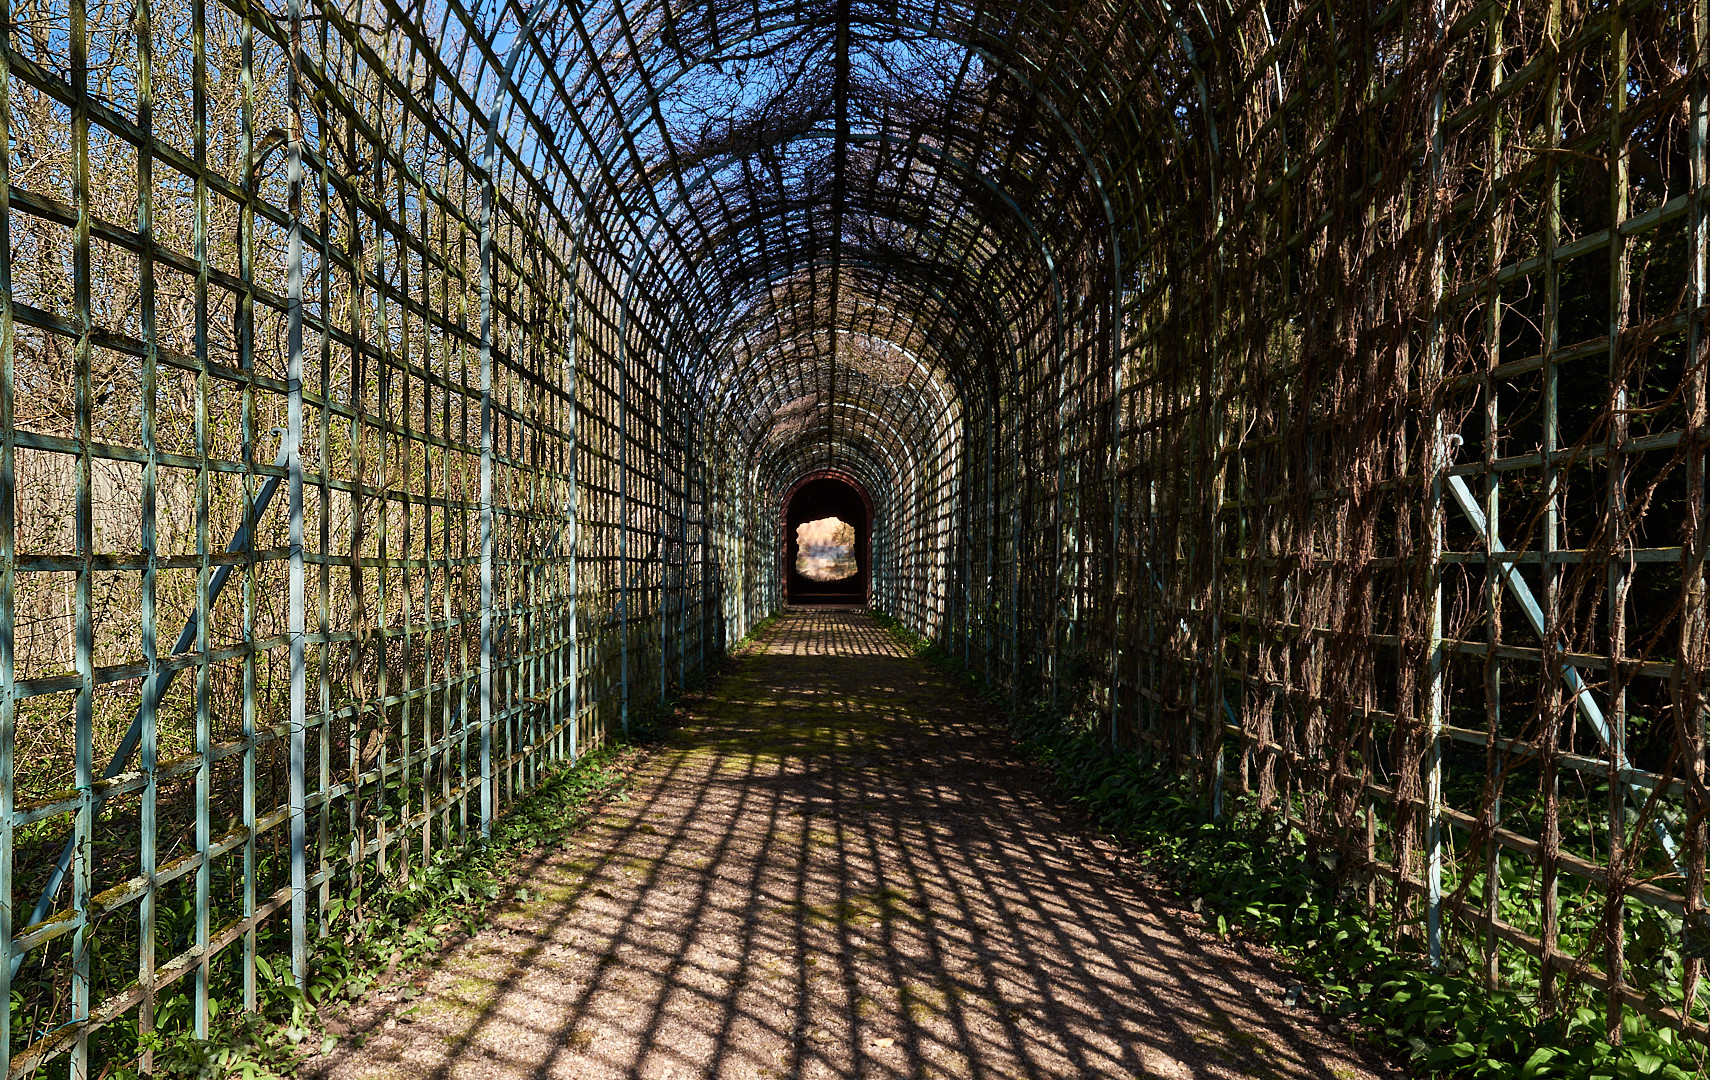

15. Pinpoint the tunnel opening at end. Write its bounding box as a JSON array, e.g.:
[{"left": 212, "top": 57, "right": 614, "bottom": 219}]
[
  {"left": 782, "top": 474, "right": 871, "bottom": 606},
  {"left": 796, "top": 518, "right": 857, "bottom": 581}
]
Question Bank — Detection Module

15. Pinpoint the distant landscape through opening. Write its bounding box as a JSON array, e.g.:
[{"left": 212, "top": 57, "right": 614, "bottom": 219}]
[{"left": 796, "top": 517, "right": 857, "bottom": 581}]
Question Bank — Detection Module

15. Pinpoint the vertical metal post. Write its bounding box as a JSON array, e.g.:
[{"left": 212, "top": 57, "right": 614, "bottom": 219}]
[
  {"left": 474, "top": 0, "right": 548, "bottom": 808},
  {"left": 1481, "top": 3, "right": 1505, "bottom": 989},
  {"left": 477, "top": 112, "right": 498, "bottom": 842},
  {"left": 985, "top": 389, "right": 995, "bottom": 683},
  {"left": 1109, "top": 275, "right": 1125, "bottom": 750},
  {"left": 962, "top": 456, "right": 971, "bottom": 667},
  {"left": 1145, "top": 474, "right": 1157, "bottom": 737},
  {"left": 619, "top": 296, "right": 630, "bottom": 733},
  {"left": 237, "top": 5, "right": 259, "bottom": 1012},
  {"left": 69, "top": 0, "right": 94, "bottom": 1066},
  {"left": 699, "top": 452, "right": 709, "bottom": 677},
  {"left": 1604, "top": 8, "right": 1631, "bottom": 1037},
  {"left": 0, "top": 0, "right": 14, "bottom": 1059},
  {"left": 331, "top": 141, "right": 349, "bottom": 891},
  {"left": 1423, "top": 0, "right": 1448, "bottom": 969},
  {"left": 316, "top": 7, "right": 337, "bottom": 911},
  {"left": 136, "top": 0, "right": 161, "bottom": 1047},
  {"left": 285, "top": 0, "right": 309, "bottom": 988},
  {"left": 190, "top": 0, "right": 212, "bottom": 1030},
  {"left": 1010, "top": 407, "right": 1022, "bottom": 711},
  {"left": 658, "top": 328, "right": 675, "bottom": 709},
  {"left": 456, "top": 217, "right": 471, "bottom": 846},
  {"left": 1206, "top": 217, "right": 1226, "bottom": 819},
  {"left": 568, "top": 253, "right": 580, "bottom": 763},
  {"left": 1539, "top": 0, "right": 1566, "bottom": 1011},
  {"left": 373, "top": 133, "right": 400, "bottom": 875},
  {"left": 409, "top": 176, "right": 431, "bottom": 858},
  {"left": 678, "top": 427, "right": 689, "bottom": 693},
  {"left": 1684, "top": 0, "right": 1709, "bottom": 1020}
]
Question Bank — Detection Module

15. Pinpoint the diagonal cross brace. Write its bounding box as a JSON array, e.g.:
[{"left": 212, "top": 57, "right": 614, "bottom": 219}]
[
  {"left": 1445, "top": 473, "right": 1681, "bottom": 872},
  {"left": 10, "top": 443, "right": 292, "bottom": 981},
  {"left": 9, "top": 474, "right": 578, "bottom": 981}
]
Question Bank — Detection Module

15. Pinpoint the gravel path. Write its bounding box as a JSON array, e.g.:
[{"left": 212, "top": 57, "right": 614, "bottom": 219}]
[{"left": 310, "top": 609, "right": 1391, "bottom": 1080}]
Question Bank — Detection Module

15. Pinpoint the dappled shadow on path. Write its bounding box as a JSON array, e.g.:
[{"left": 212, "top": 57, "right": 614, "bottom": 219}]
[{"left": 312, "top": 610, "right": 1389, "bottom": 1080}]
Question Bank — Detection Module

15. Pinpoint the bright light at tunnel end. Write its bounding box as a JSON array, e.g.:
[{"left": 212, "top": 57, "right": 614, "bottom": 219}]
[{"left": 796, "top": 517, "right": 858, "bottom": 581}]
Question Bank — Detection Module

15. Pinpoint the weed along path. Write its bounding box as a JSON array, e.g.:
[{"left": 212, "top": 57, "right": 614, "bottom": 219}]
[{"left": 312, "top": 610, "right": 1387, "bottom": 1080}]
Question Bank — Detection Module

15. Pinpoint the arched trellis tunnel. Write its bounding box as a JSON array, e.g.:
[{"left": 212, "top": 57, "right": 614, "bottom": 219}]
[{"left": 0, "top": 0, "right": 1706, "bottom": 1071}]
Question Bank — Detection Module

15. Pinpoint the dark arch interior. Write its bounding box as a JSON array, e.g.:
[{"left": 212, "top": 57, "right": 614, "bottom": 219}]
[{"left": 784, "top": 477, "right": 871, "bottom": 605}]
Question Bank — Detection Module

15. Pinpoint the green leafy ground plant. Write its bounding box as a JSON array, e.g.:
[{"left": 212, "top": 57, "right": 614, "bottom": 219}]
[
  {"left": 98, "top": 737, "right": 651, "bottom": 1080},
  {"left": 874, "top": 613, "right": 1709, "bottom": 1080},
  {"left": 83, "top": 615, "right": 783, "bottom": 1080}
]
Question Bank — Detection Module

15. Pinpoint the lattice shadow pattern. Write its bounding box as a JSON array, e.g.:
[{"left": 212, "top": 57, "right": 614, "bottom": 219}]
[{"left": 0, "top": 0, "right": 1706, "bottom": 1073}]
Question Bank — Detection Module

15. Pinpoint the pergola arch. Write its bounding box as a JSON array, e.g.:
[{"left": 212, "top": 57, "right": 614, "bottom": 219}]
[{"left": 2, "top": 0, "right": 1705, "bottom": 1071}]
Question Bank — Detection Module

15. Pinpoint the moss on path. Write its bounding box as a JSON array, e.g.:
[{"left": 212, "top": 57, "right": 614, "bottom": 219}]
[{"left": 310, "top": 610, "right": 1389, "bottom": 1080}]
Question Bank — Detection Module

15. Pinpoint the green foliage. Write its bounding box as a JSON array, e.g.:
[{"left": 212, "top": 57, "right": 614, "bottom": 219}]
[
  {"left": 98, "top": 740, "right": 647, "bottom": 1080},
  {"left": 868, "top": 611, "right": 928, "bottom": 653},
  {"left": 872, "top": 613, "right": 1710, "bottom": 1080},
  {"left": 741, "top": 611, "right": 783, "bottom": 645}
]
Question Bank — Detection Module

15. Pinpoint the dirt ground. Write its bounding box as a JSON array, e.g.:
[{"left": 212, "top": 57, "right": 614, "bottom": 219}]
[{"left": 308, "top": 610, "right": 1395, "bottom": 1080}]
